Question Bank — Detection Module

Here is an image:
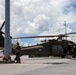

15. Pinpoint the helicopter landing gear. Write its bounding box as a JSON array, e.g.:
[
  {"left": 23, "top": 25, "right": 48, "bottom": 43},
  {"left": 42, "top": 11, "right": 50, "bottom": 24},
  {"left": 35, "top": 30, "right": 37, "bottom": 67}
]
[
  {"left": 72, "top": 55, "right": 76, "bottom": 58},
  {"left": 3, "top": 56, "right": 11, "bottom": 63},
  {"left": 61, "top": 55, "right": 65, "bottom": 58}
]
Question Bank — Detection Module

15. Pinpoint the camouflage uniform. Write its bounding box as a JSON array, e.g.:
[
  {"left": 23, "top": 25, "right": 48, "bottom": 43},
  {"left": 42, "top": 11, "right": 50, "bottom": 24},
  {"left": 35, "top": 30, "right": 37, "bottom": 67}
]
[{"left": 15, "top": 43, "right": 21, "bottom": 63}]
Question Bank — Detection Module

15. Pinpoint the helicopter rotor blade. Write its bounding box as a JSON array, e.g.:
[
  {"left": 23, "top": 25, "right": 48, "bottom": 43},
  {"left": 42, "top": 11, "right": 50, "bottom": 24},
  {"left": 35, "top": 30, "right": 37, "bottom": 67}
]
[
  {"left": 13, "top": 36, "right": 55, "bottom": 39},
  {"left": 0, "top": 21, "right": 5, "bottom": 31},
  {"left": 64, "top": 32, "right": 76, "bottom": 35},
  {"left": 0, "top": 31, "right": 5, "bottom": 34},
  {"left": 12, "top": 32, "right": 76, "bottom": 39},
  {"left": 12, "top": 35, "right": 68, "bottom": 39}
]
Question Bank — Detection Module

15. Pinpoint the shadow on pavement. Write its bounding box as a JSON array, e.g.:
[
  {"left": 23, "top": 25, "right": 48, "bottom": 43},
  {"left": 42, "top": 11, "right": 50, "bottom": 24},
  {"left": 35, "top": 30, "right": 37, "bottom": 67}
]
[
  {"left": 43, "top": 62, "right": 69, "bottom": 65},
  {"left": 0, "top": 61, "right": 15, "bottom": 64}
]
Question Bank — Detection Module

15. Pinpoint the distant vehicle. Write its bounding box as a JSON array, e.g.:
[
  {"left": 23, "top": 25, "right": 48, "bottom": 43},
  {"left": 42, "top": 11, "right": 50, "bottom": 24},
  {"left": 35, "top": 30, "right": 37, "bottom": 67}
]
[{"left": 12, "top": 33, "right": 76, "bottom": 58}]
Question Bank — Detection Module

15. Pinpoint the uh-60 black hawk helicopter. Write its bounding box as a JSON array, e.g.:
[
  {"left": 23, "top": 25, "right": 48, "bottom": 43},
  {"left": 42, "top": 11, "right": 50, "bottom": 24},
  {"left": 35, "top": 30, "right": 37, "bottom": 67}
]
[
  {"left": 12, "top": 32, "right": 76, "bottom": 58},
  {"left": 0, "top": 21, "right": 76, "bottom": 58}
]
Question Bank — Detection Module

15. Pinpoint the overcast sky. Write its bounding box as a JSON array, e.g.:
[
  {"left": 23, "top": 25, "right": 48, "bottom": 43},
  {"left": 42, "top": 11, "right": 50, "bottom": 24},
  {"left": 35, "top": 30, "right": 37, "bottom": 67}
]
[{"left": 0, "top": 0, "right": 76, "bottom": 46}]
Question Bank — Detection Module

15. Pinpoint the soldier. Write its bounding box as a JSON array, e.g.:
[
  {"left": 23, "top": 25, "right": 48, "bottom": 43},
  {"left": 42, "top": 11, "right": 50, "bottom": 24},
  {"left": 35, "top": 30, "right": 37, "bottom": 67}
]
[{"left": 15, "top": 42, "right": 21, "bottom": 63}]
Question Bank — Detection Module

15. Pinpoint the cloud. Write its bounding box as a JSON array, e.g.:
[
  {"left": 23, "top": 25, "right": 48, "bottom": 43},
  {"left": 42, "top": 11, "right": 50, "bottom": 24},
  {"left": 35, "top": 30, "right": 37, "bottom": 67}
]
[
  {"left": 0, "top": 0, "right": 76, "bottom": 45},
  {"left": 10, "top": 0, "right": 60, "bottom": 36}
]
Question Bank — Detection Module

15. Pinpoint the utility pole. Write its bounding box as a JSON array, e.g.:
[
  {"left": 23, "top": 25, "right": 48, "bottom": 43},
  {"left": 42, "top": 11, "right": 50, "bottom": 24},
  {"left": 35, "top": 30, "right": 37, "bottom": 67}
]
[
  {"left": 4, "top": 0, "right": 11, "bottom": 60},
  {"left": 64, "top": 21, "right": 67, "bottom": 39},
  {"left": 64, "top": 21, "right": 67, "bottom": 34}
]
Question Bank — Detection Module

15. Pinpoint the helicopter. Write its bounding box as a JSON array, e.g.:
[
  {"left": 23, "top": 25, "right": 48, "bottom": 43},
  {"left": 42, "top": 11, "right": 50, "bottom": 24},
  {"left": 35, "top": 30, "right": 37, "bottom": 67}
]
[
  {"left": 0, "top": 21, "right": 5, "bottom": 47},
  {"left": 12, "top": 33, "right": 76, "bottom": 58},
  {"left": 0, "top": 21, "right": 76, "bottom": 58}
]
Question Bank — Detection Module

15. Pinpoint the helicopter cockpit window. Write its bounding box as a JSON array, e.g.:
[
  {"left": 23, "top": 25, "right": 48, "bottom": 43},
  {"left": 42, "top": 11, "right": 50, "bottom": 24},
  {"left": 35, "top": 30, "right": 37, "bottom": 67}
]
[
  {"left": 58, "top": 45, "right": 63, "bottom": 50},
  {"left": 52, "top": 45, "right": 57, "bottom": 50},
  {"left": 52, "top": 45, "right": 63, "bottom": 51},
  {"left": 52, "top": 45, "right": 64, "bottom": 55}
]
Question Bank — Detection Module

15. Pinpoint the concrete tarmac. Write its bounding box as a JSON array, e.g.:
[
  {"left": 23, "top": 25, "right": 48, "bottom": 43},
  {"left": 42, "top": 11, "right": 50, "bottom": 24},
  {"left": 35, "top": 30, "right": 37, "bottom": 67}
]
[{"left": 0, "top": 55, "right": 76, "bottom": 75}]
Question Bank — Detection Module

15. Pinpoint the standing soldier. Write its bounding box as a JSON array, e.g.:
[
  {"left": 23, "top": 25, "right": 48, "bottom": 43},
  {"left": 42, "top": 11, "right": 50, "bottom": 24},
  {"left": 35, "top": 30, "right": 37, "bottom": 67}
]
[{"left": 15, "top": 42, "right": 21, "bottom": 63}]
